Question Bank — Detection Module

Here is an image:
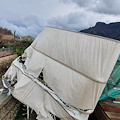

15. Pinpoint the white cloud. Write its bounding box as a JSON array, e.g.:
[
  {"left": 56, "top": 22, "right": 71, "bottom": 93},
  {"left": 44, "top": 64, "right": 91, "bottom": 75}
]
[
  {"left": 48, "top": 9, "right": 120, "bottom": 32},
  {"left": 91, "top": 0, "right": 120, "bottom": 15},
  {"left": 0, "top": 0, "right": 120, "bottom": 37},
  {"left": 0, "top": 0, "right": 53, "bottom": 37},
  {"left": 0, "top": 19, "right": 27, "bottom": 35},
  {"left": 61, "top": 0, "right": 120, "bottom": 15},
  {"left": 0, "top": 14, "right": 45, "bottom": 38}
]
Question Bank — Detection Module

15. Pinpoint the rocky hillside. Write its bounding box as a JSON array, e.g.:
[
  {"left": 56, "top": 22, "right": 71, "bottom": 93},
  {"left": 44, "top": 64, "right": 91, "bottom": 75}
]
[
  {"left": 0, "top": 27, "right": 12, "bottom": 35},
  {"left": 80, "top": 22, "right": 120, "bottom": 40}
]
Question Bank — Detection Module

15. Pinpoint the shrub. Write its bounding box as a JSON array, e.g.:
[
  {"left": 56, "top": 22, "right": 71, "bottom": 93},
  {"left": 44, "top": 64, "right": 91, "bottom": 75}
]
[
  {"left": 20, "top": 38, "right": 33, "bottom": 45},
  {"left": 0, "top": 42, "right": 13, "bottom": 48},
  {"left": 13, "top": 47, "right": 26, "bottom": 56}
]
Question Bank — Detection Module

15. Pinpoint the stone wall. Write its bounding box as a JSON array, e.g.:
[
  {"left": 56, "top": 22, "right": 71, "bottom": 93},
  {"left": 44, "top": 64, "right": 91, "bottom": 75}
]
[
  {"left": 0, "top": 54, "right": 17, "bottom": 63},
  {"left": 0, "top": 96, "right": 20, "bottom": 120}
]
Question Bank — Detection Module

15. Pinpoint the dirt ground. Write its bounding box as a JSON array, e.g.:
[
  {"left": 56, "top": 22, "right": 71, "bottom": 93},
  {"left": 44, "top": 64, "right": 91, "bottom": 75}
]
[{"left": 0, "top": 54, "right": 17, "bottom": 63}]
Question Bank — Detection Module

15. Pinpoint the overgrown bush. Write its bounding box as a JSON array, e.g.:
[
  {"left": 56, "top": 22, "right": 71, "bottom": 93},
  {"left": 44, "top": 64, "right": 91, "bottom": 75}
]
[
  {"left": 13, "top": 47, "right": 26, "bottom": 56},
  {"left": 20, "top": 38, "right": 33, "bottom": 45},
  {"left": 5, "top": 43, "right": 14, "bottom": 48},
  {"left": 0, "top": 42, "right": 13, "bottom": 48},
  {"left": 0, "top": 42, "right": 6, "bottom": 48}
]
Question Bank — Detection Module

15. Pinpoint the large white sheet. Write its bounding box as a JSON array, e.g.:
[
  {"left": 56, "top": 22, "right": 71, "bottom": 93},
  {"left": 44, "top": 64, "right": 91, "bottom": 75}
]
[
  {"left": 32, "top": 27, "right": 120, "bottom": 83},
  {"left": 3, "top": 59, "right": 89, "bottom": 119},
  {"left": 30, "top": 27, "right": 120, "bottom": 111},
  {"left": 2, "top": 27, "right": 120, "bottom": 119}
]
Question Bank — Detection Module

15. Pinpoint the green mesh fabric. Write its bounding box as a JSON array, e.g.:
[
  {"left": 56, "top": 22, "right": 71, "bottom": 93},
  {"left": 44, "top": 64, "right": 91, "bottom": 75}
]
[
  {"left": 118, "top": 56, "right": 120, "bottom": 61},
  {"left": 99, "top": 56, "right": 120, "bottom": 101}
]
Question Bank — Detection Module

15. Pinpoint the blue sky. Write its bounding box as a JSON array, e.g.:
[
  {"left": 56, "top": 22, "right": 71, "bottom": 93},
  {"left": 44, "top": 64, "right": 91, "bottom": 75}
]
[{"left": 0, "top": 0, "right": 120, "bottom": 38}]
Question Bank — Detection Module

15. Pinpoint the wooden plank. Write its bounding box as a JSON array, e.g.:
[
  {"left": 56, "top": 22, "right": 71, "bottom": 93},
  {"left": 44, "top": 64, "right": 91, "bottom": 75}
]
[
  {"left": 106, "top": 112, "right": 120, "bottom": 119},
  {"left": 102, "top": 105, "right": 120, "bottom": 113},
  {"left": 99, "top": 99, "right": 120, "bottom": 120},
  {"left": 100, "top": 100, "right": 120, "bottom": 108},
  {"left": 94, "top": 103, "right": 110, "bottom": 120},
  {"left": 111, "top": 118, "right": 120, "bottom": 120},
  {"left": 100, "top": 101, "right": 120, "bottom": 108}
]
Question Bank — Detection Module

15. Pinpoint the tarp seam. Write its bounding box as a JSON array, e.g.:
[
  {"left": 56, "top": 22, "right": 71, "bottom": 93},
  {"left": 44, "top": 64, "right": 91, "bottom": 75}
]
[
  {"left": 31, "top": 45, "right": 107, "bottom": 84},
  {"left": 12, "top": 62, "right": 90, "bottom": 119}
]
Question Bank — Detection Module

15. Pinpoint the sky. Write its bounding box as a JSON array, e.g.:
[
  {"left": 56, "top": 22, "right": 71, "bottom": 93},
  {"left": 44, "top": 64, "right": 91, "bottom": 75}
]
[{"left": 0, "top": 0, "right": 120, "bottom": 38}]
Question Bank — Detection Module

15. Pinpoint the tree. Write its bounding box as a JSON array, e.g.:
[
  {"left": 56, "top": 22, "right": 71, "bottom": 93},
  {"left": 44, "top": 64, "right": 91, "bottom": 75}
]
[
  {"left": 0, "top": 34, "right": 2, "bottom": 39},
  {"left": 14, "top": 30, "right": 16, "bottom": 39}
]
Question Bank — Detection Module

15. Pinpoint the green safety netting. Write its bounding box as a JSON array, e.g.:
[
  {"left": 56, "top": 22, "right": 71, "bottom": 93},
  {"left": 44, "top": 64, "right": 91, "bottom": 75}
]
[
  {"left": 118, "top": 56, "right": 120, "bottom": 61},
  {"left": 99, "top": 56, "right": 120, "bottom": 101}
]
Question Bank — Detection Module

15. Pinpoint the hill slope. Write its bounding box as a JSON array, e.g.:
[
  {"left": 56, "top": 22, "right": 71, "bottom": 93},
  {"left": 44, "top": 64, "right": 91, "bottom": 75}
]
[
  {"left": 80, "top": 22, "right": 120, "bottom": 40},
  {"left": 0, "top": 27, "right": 12, "bottom": 35}
]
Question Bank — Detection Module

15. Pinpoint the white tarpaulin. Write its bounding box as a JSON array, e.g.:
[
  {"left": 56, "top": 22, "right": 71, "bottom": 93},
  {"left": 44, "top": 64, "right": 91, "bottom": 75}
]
[{"left": 2, "top": 27, "right": 120, "bottom": 120}]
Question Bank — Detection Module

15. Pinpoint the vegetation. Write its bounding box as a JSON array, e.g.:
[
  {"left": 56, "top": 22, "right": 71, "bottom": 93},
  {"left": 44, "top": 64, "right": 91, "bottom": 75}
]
[
  {"left": 13, "top": 47, "right": 26, "bottom": 56},
  {"left": 0, "top": 27, "right": 12, "bottom": 35},
  {"left": 20, "top": 38, "right": 33, "bottom": 45},
  {"left": 14, "top": 104, "right": 37, "bottom": 120},
  {"left": 0, "top": 36, "right": 34, "bottom": 55},
  {"left": 0, "top": 27, "right": 35, "bottom": 119},
  {"left": 0, "top": 42, "right": 14, "bottom": 48},
  {"left": 0, "top": 42, "right": 4, "bottom": 48}
]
